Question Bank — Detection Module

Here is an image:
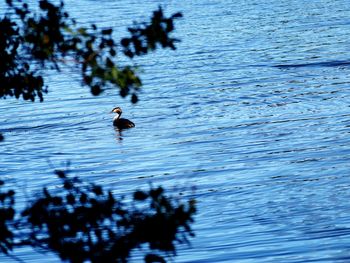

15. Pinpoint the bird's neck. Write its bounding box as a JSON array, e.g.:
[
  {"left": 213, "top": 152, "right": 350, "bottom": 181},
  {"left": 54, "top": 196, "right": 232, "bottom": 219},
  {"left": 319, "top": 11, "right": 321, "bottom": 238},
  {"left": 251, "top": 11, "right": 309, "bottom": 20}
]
[{"left": 113, "top": 114, "right": 121, "bottom": 120}]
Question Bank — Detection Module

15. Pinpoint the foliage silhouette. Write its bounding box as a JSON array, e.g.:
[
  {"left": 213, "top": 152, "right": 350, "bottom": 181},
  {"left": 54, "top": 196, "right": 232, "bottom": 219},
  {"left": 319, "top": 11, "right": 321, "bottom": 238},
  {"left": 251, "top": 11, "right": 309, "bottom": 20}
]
[
  {"left": 0, "top": 170, "right": 196, "bottom": 262},
  {"left": 0, "top": 180, "right": 15, "bottom": 254},
  {"left": 1, "top": 0, "right": 182, "bottom": 102}
]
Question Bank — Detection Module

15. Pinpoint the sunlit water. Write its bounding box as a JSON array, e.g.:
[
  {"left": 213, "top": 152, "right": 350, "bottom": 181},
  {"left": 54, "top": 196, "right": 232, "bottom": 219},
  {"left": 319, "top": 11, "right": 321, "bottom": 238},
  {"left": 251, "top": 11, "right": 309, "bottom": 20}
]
[{"left": 1, "top": 0, "right": 350, "bottom": 262}]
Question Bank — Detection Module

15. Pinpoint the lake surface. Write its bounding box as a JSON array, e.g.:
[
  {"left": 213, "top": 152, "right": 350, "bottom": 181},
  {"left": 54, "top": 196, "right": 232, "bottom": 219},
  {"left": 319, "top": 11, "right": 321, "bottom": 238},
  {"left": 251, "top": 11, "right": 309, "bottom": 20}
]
[{"left": 1, "top": 0, "right": 350, "bottom": 262}]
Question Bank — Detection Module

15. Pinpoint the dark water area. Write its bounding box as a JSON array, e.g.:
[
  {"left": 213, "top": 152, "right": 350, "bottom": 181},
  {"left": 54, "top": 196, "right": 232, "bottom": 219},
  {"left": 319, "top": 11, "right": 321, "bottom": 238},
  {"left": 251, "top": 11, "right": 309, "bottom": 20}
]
[{"left": 1, "top": 0, "right": 350, "bottom": 262}]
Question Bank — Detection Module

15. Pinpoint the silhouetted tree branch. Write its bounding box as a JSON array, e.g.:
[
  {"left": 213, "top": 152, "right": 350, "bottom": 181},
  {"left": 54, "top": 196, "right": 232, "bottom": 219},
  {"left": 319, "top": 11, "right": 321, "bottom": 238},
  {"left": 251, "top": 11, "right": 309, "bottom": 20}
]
[
  {"left": 0, "top": 180, "right": 15, "bottom": 254},
  {"left": 0, "top": 170, "right": 196, "bottom": 262},
  {"left": 1, "top": 0, "right": 182, "bottom": 103}
]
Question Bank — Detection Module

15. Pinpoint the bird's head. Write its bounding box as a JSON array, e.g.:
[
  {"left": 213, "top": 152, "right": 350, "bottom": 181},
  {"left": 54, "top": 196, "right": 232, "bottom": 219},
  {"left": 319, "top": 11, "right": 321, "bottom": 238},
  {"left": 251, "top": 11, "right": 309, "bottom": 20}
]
[{"left": 111, "top": 107, "right": 122, "bottom": 115}]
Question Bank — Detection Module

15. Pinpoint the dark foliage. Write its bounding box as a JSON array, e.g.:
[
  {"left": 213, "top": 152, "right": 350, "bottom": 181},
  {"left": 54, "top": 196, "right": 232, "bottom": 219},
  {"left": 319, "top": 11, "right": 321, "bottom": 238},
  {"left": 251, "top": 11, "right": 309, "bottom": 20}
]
[
  {"left": 0, "top": 180, "right": 15, "bottom": 254},
  {"left": 0, "top": 15, "right": 45, "bottom": 101},
  {"left": 0, "top": 171, "right": 195, "bottom": 262},
  {"left": 121, "top": 8, "right": 182, "bottom": 58},
  {"left": 0, "top": 1, "right": 182, "bottom": 102}
]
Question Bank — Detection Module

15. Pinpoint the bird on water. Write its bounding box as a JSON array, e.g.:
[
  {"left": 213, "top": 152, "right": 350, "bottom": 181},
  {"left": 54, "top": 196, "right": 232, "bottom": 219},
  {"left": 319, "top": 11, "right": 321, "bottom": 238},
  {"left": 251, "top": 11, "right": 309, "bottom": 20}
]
[{"left": 111, "top": 107, "right": 135, "bottom": 130}]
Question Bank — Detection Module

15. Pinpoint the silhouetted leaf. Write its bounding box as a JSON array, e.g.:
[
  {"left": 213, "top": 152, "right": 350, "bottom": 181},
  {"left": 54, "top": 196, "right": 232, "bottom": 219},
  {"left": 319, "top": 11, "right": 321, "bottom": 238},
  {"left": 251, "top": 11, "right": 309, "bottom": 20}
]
[
  {"left": 55, "top": 169, "right": 66, "bottom": 178},
  {"left": 134, "top": 190, "right": 148, "bottom": 201},
  {"left": 131, "top": 93, "right": 138, "bottom": 104},
  {"left": 145, "top": 253, "right": 166, "bottom": 263},
  {"left": 101, "top": 29, "right": 112, "bottom": 35}
]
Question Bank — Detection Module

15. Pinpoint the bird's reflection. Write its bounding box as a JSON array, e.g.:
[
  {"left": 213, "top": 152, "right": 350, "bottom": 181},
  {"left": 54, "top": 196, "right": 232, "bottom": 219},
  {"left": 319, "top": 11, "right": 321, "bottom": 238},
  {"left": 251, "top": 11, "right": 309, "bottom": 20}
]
[{"left": 114, "top": 127, "right": 124, "bottom": 142}]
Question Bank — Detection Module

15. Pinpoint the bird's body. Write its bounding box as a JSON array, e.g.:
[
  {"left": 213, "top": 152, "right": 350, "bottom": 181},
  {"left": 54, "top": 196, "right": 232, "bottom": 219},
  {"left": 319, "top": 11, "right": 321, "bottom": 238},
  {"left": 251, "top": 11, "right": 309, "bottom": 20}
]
[
  {"left": 113, "top": 117, "right": 135, "bottom": 129},
  {"left": 111, "top": 107, "right": 135, "bottom": 130}
]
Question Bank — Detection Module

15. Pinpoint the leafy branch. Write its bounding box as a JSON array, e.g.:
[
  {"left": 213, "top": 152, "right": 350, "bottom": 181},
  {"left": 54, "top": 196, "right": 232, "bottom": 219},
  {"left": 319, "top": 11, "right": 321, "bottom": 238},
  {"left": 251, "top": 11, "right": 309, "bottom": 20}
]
[
  {"left": 1, "top": 0, "right": 182, "bottom": 103},
  {"left": 0, "top": 170, "right": 196, "bottom": 262}
]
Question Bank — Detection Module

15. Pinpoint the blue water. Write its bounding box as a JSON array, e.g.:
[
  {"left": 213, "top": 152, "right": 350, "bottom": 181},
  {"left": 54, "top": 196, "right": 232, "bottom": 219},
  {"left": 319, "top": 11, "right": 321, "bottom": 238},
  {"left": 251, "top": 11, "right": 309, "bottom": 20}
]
[{"left": 1, "top": 0, "right": 350, "bottom": 262}]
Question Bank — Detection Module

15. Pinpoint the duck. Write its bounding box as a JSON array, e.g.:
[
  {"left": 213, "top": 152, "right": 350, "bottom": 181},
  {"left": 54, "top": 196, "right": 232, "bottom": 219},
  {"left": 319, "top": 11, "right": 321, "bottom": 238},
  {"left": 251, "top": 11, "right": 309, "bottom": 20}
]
[{"left": 111, "top": 107, "right": 135, "bottom": 129}]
